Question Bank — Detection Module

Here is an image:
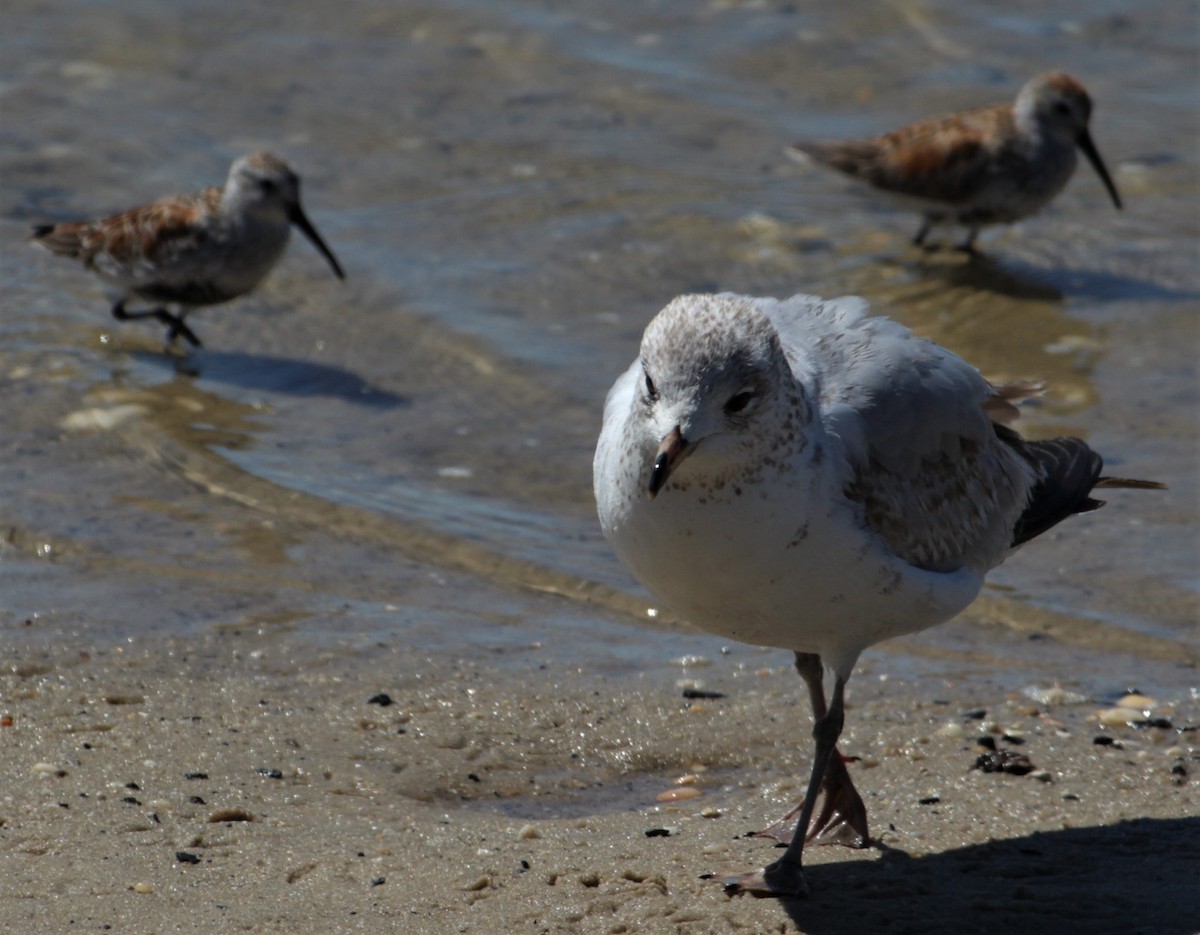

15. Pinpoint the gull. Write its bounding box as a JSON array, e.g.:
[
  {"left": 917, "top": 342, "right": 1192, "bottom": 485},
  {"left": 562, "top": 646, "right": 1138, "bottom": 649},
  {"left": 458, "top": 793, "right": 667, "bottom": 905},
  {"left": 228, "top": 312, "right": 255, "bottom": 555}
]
[
  {"left": 788, "top": 72, "right": 1123, "bottom": 252},
  {"left": 31, "top": 152, "right": 345, "bottom": 348},
  {"left": 594, "top": 292, "right": 1163, "bottom": 896}
]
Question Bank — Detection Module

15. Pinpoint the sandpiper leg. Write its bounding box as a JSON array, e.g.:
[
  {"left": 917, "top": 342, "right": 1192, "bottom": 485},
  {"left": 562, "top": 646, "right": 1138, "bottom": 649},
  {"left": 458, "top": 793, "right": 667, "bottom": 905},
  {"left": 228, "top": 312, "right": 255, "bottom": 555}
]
[
  {"left": 165, "top": 309, "right": 202, "bottom": 348},
  {"left": 957, "top": 227, "right": 981, "bottom": 255},
  {"left": 111, "top": 299, "right": 202, "bottom": 348}
]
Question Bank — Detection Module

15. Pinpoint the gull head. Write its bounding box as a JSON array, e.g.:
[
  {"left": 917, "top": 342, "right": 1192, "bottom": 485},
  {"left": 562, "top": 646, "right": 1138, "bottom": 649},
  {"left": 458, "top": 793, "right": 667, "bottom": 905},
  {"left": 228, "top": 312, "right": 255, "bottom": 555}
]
[{"left": 637, "top": 294, "right": 798, "bottom": 500}]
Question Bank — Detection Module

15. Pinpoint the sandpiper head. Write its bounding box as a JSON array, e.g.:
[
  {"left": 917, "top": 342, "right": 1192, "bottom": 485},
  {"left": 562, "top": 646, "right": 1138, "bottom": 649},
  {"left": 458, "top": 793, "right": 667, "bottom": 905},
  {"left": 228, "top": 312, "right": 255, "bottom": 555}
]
[
  {"left": 1018, "top": 73, "right": 1122, "bottom": 209},
  {"left": 638, "top": 294, "right": 794, "bottom": 499},
  {"left": 227, "top": 152, "right": 346, "bottom": 278}
]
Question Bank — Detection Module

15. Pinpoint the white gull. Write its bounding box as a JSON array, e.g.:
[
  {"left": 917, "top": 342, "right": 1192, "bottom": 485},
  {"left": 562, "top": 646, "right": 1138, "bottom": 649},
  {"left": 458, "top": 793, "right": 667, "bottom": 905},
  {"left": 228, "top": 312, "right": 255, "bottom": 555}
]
[{"left": 593, "top": 292, "right": 1162, "bottom": 896}]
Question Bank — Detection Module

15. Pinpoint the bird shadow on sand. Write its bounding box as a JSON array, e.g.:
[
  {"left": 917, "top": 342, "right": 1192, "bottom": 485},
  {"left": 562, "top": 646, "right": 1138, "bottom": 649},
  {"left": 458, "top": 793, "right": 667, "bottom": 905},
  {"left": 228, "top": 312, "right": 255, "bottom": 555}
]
[
  {"left": 910, "top": 249, "right": 1200, "bottom": 305},
  {"left": 134, "top": 349, "right": 409, "bottom": 409},
  {"left": 764, "top": 816, "right": 1199, "bottom": 935}
]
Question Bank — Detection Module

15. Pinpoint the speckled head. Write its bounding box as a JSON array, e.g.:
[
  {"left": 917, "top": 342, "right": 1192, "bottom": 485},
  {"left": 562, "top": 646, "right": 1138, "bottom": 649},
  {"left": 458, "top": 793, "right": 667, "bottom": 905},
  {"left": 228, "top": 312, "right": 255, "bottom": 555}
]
[
  {"left": 637, "top": 294, "right": 803, "bottom": 498},
  {"left": 641, "top": 294, "right": 785, "bottom": 404}
]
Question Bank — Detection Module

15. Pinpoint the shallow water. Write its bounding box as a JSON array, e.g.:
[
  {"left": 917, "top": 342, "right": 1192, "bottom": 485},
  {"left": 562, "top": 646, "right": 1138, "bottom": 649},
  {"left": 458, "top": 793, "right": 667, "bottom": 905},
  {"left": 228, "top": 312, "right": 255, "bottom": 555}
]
[{"left": 1, "top": 0, "right": 1196, "bottom": 693}]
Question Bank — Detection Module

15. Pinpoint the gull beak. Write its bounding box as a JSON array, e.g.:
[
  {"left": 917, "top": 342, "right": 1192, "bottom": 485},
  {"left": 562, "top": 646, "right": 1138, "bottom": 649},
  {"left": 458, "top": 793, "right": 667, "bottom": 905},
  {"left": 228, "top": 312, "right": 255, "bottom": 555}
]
[
  {"left": 288, "top": 202, "right": 347, "bottom": 279},
  {"left": 1076, "top": 128, "right": 1122, "bottom": 210},
  {"left": 647, "top": 426, "right": 690, "bottom": 500}
]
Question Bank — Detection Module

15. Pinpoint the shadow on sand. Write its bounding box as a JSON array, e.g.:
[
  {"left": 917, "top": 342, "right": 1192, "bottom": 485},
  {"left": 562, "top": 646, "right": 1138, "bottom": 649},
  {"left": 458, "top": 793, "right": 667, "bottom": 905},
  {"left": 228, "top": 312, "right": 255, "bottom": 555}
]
[
  {"left": 135, "top": 348, "right": 409, "bottom": 408},
  {"left": 760, "top": 816, "right": 1198, "bottom": 935}
]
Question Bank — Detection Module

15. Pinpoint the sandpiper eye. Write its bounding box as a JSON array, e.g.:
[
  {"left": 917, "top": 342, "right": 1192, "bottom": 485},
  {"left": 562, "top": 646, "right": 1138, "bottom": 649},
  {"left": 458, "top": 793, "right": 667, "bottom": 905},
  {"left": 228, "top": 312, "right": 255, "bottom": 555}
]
[
  {"left": 725, "top": 391, "right": 756, "bottom": 415},
  {"left": 644, "top": 372, "right": 658, "bottom": 402},
  {"left": 1053, "top": 101, "right": 1071, "bottom": 117},
  {"left": 258, "top": 178, "right": 278, "bottom": 193}
]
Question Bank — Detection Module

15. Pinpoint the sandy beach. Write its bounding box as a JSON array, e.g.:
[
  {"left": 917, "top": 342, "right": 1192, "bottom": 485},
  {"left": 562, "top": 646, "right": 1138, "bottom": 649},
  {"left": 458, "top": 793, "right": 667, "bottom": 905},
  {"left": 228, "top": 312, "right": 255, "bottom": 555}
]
[{"left": 2, "top": 624, "right": 1195, "bottom": 934}]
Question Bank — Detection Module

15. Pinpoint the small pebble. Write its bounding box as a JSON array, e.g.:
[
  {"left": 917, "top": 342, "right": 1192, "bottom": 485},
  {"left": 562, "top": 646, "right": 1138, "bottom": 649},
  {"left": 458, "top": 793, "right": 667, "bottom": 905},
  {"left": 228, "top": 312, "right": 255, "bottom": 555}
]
[
  {"left": 1098, "top": 707, "right": 1141, "bottom": 727},
  {"left": 656, "top": 786, "right": 702, "bottom": 803},
  {"left": 518, "top": 823, "right": 540, "bottom": 840},
  {"left": 464, "top": 876, "right": 490, "bottom": 892},
  {"left": 367, "top": 693, "right": 394, "bottom": 707},
  {"left": 700, "top": 807, "right": 721, "bottom": 818},
  {"left": 104, "top": 693, "right": 144, "bottom": 706},
  {"left": 256, "top": 767, "right": 284, "bottom": 779},
  {"left": 681, "top": 688, "right": 726, "bottom": 700},
  {"left": 209, "top": 808, "right": 254, "bottom": 823},
  {"left": 130, "top": 882, "right": 154, "bottom": 894},
  {"left": 972, "top": 750, "right": 1035, "bottom": 775},
  {"left": 580, "top": 872, "right": 600, "bottom": 887},
  {"left": 175, "top": 851, "right": 201, "bottom": 864},
  {"left": 1022, "top": 685, "right": 1088, "bottom": 706},
  {"left": 644, "top": 828, "right": 671, "bottom": 838},
  {"left": 1115, "top": 692, "right": 1156, "bottom": 710},
  {"left": 32, "top": 763, "right": 67, "bottom": 778}
]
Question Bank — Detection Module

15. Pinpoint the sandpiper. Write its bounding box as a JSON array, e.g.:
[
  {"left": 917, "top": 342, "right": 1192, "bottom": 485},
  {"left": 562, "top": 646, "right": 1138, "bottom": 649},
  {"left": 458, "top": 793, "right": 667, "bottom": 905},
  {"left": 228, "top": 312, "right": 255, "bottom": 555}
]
[
  {"left": 594, "top": 292, "right": 1163, "bottom": 896},
  {"left": 788, "top": 72, "right": 1123, "bottom": 251},
  {"left": 32, "top": 152, "right": 345, "bottom": 348}
]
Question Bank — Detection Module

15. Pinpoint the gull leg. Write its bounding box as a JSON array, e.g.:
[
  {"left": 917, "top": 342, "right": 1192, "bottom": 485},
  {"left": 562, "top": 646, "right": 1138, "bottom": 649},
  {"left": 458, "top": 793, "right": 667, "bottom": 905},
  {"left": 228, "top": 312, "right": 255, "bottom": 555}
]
[
  {"left": 719, "top": 670, "right": 849, "bottom": 897},
  {"left": 754, "top": 653, "right": 869, "bottom": 848},
  {"left": 912, "top": 218, "right": 933, "bottom": 247}
]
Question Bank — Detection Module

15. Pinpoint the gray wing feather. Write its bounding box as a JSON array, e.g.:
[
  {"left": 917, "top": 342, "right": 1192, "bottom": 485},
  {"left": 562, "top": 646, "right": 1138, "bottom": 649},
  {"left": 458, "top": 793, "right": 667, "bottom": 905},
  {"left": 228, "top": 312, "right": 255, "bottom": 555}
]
[{"left": 763, "top": 294, "right": 1036, "bottom": 572}]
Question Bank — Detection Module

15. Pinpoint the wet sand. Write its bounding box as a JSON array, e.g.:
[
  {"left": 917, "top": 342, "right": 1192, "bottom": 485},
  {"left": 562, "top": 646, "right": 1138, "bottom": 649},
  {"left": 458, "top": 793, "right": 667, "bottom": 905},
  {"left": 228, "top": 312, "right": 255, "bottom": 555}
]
[{"left": 2, "top": 629, "right": 1195, "bottom": 934}]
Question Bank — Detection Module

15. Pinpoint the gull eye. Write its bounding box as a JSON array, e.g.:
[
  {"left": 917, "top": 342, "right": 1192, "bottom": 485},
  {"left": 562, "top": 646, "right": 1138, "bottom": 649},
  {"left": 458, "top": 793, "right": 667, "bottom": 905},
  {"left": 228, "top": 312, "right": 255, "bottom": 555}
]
[
  {"left": 258, "top": 178, "right": 279, "bottom": 193},
  {"left": 1053, "top": 100, "right": 1072, "bottom": 117},
  {"left": 644, "top": 372, "right": 658, "bottom": 402},
  {"left": 724, "top": 391, "right": 756, "bottom": 415}
]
